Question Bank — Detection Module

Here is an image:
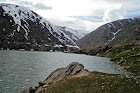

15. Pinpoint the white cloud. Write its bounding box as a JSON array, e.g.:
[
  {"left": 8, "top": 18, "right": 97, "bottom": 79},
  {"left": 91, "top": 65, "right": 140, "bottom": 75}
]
[
  {"left": 41, "top": 15, "right": 104, "bottom": 32},
  {"left": 122, "top": 0, "right": 140, "bottom": 10},
  {"left": 103, "top": 5, "right": 126, "bottom": 22}
]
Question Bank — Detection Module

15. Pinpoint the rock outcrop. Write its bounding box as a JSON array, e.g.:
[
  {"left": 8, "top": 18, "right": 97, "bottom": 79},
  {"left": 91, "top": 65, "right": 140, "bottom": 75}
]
[{"left": 21, "top": 62, "right": 89, "bottom": 93}]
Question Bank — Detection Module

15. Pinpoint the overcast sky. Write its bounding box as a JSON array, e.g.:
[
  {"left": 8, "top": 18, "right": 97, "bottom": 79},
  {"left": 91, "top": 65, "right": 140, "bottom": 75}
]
[{"left": 0, "top": 0, "right": 140, "bottom": 32}]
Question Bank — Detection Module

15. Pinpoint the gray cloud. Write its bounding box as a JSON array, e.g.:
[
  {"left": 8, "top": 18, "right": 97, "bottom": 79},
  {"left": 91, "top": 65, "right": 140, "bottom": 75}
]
[
  {"left": 71, "top": 16, "right": 103, "bottom": 22},
  {"left": 18, "top": 1, "right": 33, "bottom": 9},
  {"left": 10, "top": 0, "right": 17, "bottom": 1},
  {"left": 34, "top": 3, "right": 52, "bottom": 10},
  {"left": 0, "top": 0, "right": 7, "bottom": 2},
  {"left": 19, "top": 1, "right": 33, "bottom": 5},
  {"left": 19, "top": 1, "right": 52, "bottom": 10}
]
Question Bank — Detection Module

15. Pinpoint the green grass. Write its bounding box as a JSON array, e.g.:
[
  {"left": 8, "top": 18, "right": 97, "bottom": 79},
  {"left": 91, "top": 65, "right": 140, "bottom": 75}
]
[
  {"left": 98, "top": 45, "right": 140, "bottom": 76},
  {"left": 43, "top": 72, "right": 140, "bottom": 93}
]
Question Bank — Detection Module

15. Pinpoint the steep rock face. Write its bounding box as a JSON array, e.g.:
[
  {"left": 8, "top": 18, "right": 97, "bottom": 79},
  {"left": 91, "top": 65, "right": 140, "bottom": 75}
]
[
  {"left": 76, "top": 17, "right": 140, "bottom": 49},
  {"left": 55, "top": 26, "right": 87, "bottom": 42},
  {"left": 0, "top": 4, "right": 79, "bottom": 51}
]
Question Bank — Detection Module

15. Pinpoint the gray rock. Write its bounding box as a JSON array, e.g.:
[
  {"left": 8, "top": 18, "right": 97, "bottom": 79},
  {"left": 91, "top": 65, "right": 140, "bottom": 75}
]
[
  {"left": 44, "top": 62, "right": 85, "bottom": 84},
  {"left": 24, "top": 62, "right": 88, "bottom": 93},
  {"left": 38, "top": 81, "right": 46, "bottom": 86},
  {"left": 29, "top": 86, "right": 38, "bottom": 93}
]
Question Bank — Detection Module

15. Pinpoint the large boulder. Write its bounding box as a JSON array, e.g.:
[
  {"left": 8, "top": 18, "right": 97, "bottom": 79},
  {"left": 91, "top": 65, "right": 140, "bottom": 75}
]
[
  {"left": 41, "top": 62, "right": 87, "bottom": 85},
  {"left": 24, "top": 62, "right": 89, "bottom": 93}
]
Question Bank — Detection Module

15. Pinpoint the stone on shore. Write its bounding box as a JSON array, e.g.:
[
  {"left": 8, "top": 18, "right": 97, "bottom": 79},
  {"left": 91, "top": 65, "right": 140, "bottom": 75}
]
[
  {"left": 23, "top": 62, "right": 89, "bottom": 93},
  {"left": 44, "top": 62, "right": 87, "bottom": 84}
]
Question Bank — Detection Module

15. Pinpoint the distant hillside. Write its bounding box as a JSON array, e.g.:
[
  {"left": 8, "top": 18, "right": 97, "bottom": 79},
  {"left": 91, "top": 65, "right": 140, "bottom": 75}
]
[
  {"left": 76, "top": 17, "right": 140, "bottom": 49},
  {"left": 0, "top": 4, "right": 79, "bottom": 51},
  {"left": 55, "top": 26, "right": 88, "bottom": 42}
]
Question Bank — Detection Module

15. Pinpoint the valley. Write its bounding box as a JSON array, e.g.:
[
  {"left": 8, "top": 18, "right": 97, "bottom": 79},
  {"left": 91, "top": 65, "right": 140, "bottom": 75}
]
[{"left": 0, "top": 2, "right": 140, "bottom": 93}]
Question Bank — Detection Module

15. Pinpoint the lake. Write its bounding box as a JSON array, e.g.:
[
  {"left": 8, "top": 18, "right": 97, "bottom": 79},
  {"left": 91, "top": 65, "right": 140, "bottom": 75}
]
[{"left": 0, "top": 50, "right": 128, "bottom": 93}]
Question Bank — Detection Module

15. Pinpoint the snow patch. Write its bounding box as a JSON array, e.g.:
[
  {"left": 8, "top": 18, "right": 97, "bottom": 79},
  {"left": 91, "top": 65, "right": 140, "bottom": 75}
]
[
  {"left": 48, "top": 38, "right": 51, "bottom": 41},
  {"left": 108, "top": 29, "right": 122, "bottom": 42},
  {"left": 128, "top": 19, "right": 132, "bottom": 22},
  {"left": 118, "top": 21, "right": 124, "bottom": 27},
  {"left": 17, "top": 25, "right": 20, "bottom": 32},
  {"left": 110, "top": 23, "right": 116, "bottom": 29},
  {"left": 113, "top": 29, "right": 122, "bottom": 35},
  {"left": 54, "top": 44, "right": 63, "bottom": 47},
  {"left": 44, "top": 44, "right": 48, "bottom": 47},
  {"left": 10, "top": 19, "right": 12, "bottom": 22},
  {"left": 108, "top": 24, "right": 111, "bottom": 27},
  {"left": 105, "top": 29, "right": 122, "bottom": 45},
  {"left": 66, "top": 45, "right": 80, "bottom": 49}
]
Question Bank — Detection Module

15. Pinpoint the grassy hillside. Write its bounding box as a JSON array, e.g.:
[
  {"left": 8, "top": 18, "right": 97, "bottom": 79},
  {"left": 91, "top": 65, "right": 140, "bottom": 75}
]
[{"left": 98, "top": 45, "right": 140, "bottom": 76}]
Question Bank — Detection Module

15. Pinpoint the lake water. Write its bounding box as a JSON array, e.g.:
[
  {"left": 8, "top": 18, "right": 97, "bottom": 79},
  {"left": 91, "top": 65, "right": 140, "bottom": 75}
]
[{"left": 0, "top": 50, "right": 128, "bottom": 93}]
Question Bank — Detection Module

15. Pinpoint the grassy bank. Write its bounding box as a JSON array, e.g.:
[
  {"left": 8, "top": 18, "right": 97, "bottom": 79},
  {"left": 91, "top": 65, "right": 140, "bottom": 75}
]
[
  {"left": 98, "top": 45, "right": 140, "bottom": 76},
  {"left": 70, "top": 45, "right": 140, "bottom": 76},
  {"left": 39, "top": 72, "right": 140, "bottom": 93}
]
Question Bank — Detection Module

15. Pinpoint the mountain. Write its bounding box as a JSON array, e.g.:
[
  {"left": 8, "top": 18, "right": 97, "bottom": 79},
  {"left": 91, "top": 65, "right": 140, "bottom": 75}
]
[
  {"left": 0, "top": 3, "right": 79, "bottom": 51},
  {"left": 55, "top": 26, "right": 88, "bottom": 42},
  {"left": 76, "top": 17, "right": 140, "bottom": 49}
]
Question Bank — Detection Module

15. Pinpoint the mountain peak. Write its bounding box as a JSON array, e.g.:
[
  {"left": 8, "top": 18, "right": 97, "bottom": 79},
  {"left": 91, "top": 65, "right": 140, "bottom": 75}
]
[
  {"left": 55, "top": 25, "right": 88, "bottom": 42},
  {"left": 77, "top": 17, "right": 140, "bottom": 49},
  {"left": 0, "top": 3, "right": 79, "bottom": 51}
]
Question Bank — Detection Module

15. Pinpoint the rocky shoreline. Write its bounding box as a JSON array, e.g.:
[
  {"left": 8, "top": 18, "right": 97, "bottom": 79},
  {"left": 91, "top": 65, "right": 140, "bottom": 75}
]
[
  {"left": 21, "top": 62, "right": 140, "bottom": 93},
  {"left": 70, "top": 45, "right": 140, "bottom": 76},
  {"left": 20, "top": 44, "right": 140, "bottom": 93},
  {"left": 21, "top": 62, "right": 89, "bottom": 93}
]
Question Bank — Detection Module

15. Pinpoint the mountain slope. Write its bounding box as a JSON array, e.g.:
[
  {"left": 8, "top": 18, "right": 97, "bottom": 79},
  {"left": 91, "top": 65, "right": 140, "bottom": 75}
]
[
  {"left": 55, "top": 26, "right": 87, "bottom": 42},
  {"left": 0, "top": 4, "right": 79, "bottom": 51},
  {"left": 76, "top": 17, "right": 140, "bottom": 49}
]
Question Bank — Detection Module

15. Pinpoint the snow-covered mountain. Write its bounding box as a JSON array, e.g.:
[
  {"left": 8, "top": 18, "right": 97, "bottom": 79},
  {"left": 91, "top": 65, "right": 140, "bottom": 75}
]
[
  {"left": 77, "top": 17, "right": 140, "bottom": 49},
  {"left": 0, "top": 3, "right": 79, "bottom": 51},
  {"left": 55, "top": 26, "right": 88, "bottom": 42}
]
